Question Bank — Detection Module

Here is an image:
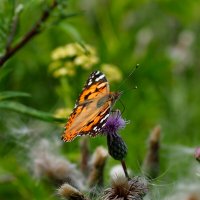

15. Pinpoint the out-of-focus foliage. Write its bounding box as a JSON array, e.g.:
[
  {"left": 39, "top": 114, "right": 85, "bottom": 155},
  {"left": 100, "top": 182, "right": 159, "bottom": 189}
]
[
  {"left": 1, "top": 0, "right": 200, "bottom": 199},
  {"left": 0, "top": 67, "right": 65, "bottom": 122}
]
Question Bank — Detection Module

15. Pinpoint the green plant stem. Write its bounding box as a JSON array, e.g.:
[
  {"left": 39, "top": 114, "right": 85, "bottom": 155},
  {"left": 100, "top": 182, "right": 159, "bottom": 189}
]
[
  {"left": 121, "top": 160, "right": 130, "bottom": 180},
  {"left": 0, "top": 100, "right": 65, "bottom": 123},
  {"left": 0, "top": 0, "right": 58, "bottom": 67}
]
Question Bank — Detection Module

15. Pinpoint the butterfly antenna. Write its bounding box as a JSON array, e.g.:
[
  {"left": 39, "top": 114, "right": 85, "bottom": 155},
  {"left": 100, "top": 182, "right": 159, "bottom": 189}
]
[
  {"left": 121, "top": 85, "right": 138, "bottom": 93},
  {"left": 118, "top": 63, "right": 139, "bottom": 89},
  {"left": 119, "top": 98, "right": 125, "bottom": 114}
]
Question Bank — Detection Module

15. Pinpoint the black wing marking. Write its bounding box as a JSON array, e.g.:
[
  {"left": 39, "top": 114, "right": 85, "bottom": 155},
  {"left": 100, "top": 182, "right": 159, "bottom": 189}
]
[
  {"left": 74, "top": 70, "right": 108, "bottom": 106},
  {"left": 80, "top": 106, "right": 110, "bottom": 137}
]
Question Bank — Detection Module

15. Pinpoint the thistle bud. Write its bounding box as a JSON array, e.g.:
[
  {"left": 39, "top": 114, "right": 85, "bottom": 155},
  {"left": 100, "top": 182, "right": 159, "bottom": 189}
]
[
  {"left": 102, "top": 110, "right": 128, "bottom": 160},
  {"left": 107, "top": 132, "right": 128, "bottom": 161}
]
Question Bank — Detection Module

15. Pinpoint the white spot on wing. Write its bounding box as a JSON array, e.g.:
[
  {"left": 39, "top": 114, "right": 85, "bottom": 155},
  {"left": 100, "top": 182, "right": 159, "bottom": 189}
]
[
  {"left": 95, "top": 74, "right": 105, "bottom": 82},
  {"left": 95, "top": 71, "right": 100, "bottom": 75},
  {"left": 88, "top": 79, "right": 93, "bottom": 85},
  {"left": 93, "top": 126, "right": 98, "bottom": 131},
  {"left": 100, "top": 114, "right": 109, "bottom": 123}
]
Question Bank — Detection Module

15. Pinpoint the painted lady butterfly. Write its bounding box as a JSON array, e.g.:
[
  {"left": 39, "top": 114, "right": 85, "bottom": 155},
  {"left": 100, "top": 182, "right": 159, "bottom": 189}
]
[{"left": 61, "top": 70, "right": 121, "bottom": 142}]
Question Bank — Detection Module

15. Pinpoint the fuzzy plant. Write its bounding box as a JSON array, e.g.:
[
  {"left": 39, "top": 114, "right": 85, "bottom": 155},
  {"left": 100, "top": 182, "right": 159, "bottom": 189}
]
[
  {"left": 142, "top": 125, "right": 161, "bottom": 179},
  {"left": 57, "top": 109, "right": 148, "bottom": 200}
]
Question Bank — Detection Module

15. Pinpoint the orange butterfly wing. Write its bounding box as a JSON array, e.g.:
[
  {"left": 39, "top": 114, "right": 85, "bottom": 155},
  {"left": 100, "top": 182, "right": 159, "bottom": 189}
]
[{"left": 61, "top": 71, "right": 120, "bottom": 142}]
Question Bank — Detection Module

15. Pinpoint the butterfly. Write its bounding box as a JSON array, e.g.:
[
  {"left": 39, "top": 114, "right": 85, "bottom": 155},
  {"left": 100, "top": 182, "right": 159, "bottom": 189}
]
[{"left": 61, "top": 70, "right": 121, "bottom": 142}]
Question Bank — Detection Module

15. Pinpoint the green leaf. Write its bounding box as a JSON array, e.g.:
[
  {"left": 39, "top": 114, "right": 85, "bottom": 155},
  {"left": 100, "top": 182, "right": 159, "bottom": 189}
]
[
  {"left": 0, "top": 91, "right": 31, "bottom": 100},
  {"left": 58, "top": 12, "right": 83, "bottom": 20},
  {"left": 0, "top": 100, "right": 65, "bottom": 123},
  {"left": 59, "top": 23, "right": 83, "bottom": 42},
  {"left": 0, "top": 67, "right": 12, "bottom": 82}
]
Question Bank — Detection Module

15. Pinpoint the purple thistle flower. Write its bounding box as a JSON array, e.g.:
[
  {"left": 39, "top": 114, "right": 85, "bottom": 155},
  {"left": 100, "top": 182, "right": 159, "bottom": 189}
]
[
  {"left": 102, "top": 110, "right": 127, "bottom": 135},
  {"left": 103, "top": 110, "right": 129, "bottom": 162}
]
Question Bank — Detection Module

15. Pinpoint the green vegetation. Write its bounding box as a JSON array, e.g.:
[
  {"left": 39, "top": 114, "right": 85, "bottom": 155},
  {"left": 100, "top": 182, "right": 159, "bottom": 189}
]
[{"left": 1, "top": 0, "right": 200, "bottom": 199}]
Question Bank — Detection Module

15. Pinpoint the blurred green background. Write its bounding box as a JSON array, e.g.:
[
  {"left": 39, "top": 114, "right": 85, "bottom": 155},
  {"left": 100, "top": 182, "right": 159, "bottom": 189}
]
[{"left": 1, "top": 0, "right": 200, "bottom": 199}]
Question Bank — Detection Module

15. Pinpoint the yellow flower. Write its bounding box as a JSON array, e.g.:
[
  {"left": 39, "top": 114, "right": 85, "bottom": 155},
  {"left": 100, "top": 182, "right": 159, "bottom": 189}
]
[
  {"left": 74, "top": 54, "right": 98, "bottom": 69},
  {"left": 51, "top": 43, "right": 97, "bottom": 61},
  {"left": 50, "top": 43, "right": 100, "bottom": 77},
  {"left": 63, "top": 61, "right": 74, "bottom": 69},
  {"left": 64, "top": 43, "right": 82, "bottom": 57},
  {"left": 74, "top": 55, "right": 88, "bottom": 66},
  {"left": 83, "top": 44, "right": 97, "bottom": 55},
  {"left": 52, "top": 67, "right": 75, "bottom": 78},
  {"left": 48, "top": 61, "right": 62, "bottom": 72},
  {"left": 101, "top": 64, "right": 122, "bottom": 82},
  {"left": 54, "top": 107, "right": 72, "bottom": 119},
  {"left": 82, "top": 56, "right": 99, "bottom": 70},
  {"left": 51, "top": 47, "right": 68, "bottom": 60}
]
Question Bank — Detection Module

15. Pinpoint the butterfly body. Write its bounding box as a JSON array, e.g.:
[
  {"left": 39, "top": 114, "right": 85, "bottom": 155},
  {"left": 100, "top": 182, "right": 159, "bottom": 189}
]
[{"left": 62, "top": 71, "right": 121, "bottom": 142}]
